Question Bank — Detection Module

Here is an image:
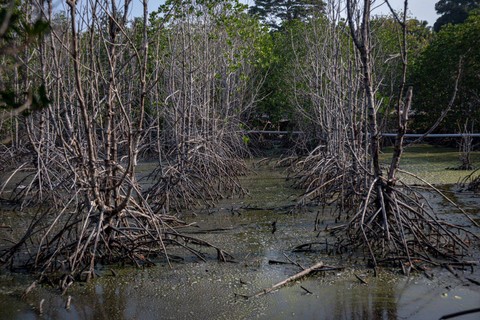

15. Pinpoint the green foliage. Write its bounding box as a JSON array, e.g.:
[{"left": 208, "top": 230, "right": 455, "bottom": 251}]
[
  {"left": 242, "top": 134, "right": 250, "bottom": 145},
  {"left": 152, "top": 0, "right": 272, "bottom": 70},
  {"left": 249, "top": 20, "right": 303, "bottom": 129},
  {"left": 0, "top": 84, "right": 49, "bottom": 112},
  {"left": 433, "top": 0, "right": 480, "bottom": 32},
  {"left": 149, "top": 0, "right": 273, "bottom": 129},
  {"left": 217, "top": 3, "right": 273, "bottom": 70},
  {"left": 0, "top": 1, "right": 50, "bottom": 114},
  {"left": 371, "top": 17, "right": 432, "bottom": 131},
  {"left": 372, "top": 17, "right": 432, "bottom": 80},
  {"left": 412, "top": 12, "right": 480, "bottom": 132},
  {"left": 248, "top": 0, "right": 325, "bottom": 29}
]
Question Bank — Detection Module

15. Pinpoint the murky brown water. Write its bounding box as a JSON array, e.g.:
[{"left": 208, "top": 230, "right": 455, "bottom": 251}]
[{"left": 1, "top": 160, "right": 480, "bottom": 319}]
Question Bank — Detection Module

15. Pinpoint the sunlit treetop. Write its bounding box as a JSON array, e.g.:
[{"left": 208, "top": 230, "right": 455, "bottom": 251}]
[{"left": 248, "top": 0, "right": 325, "bottom": 30}]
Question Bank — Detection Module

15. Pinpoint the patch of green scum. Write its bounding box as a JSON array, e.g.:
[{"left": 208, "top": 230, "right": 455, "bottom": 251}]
[
  {"left": 380, "top": 144, "right": 480, "bottom": 185},
  {"left": 238, "top": 161, "right": 302, "bottom": 208}
]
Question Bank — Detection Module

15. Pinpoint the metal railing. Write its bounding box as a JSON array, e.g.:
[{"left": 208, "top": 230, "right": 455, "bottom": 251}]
[{"left": 245, "top": 131, "right": 480, "bottom": 138}]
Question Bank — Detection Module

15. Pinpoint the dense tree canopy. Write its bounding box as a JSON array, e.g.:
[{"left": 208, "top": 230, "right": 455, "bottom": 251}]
[
  {"left": 412, "top": 12, "right": 480, "bottom": 132},
  {"left": 248, "top": 0, "right": 324, "bottom": 29},
  {"left": 370, "top": 17, "right": 432, "bottom": 132},
  {"left": 433, "top": 0, "right": 480, "bottom": 31}
]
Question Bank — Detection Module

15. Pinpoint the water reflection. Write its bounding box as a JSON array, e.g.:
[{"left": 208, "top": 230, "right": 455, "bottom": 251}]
[
  {"left": 73, "top": 278, "right": 126, "bottom": 319},
  {"left": 331, "top": 277, "right": 398, "bottom": 320}
]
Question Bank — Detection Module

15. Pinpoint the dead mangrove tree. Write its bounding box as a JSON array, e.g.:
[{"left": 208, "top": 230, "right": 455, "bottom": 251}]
[
  {"left": 0, "top": 0, "right": 236, "bottom": 282},
  {"left": 291, "top": 0, "right": 477, "bottom": 269}
]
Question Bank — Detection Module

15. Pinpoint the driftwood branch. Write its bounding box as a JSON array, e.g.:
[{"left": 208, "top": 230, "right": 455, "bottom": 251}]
[{"left": 253, "top": 261, "right": 324, "bottom": 298}]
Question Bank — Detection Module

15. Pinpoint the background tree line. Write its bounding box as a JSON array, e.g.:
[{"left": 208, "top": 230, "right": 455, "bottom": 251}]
[{"left": 248, "top": 0, "right": 480, "bottom": 139}]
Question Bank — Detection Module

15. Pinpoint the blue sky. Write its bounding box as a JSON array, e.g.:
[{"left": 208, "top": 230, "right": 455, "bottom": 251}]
[
  {"left": 129, "top": 0, "right": 439, "bottom": 26},
  {"left": 372, "top": 0, "right": 439, "bottom": 25},
  {"left": 240, "top": 0, "right": 439, "bottom": 25}
]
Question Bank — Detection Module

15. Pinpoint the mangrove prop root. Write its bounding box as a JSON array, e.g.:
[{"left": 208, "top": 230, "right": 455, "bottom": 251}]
[
  {"left": 1, "top": 194, "right": 232, "bottom": 284},
  {"left": 354, "top": 274, "right": 368, "bottom": 284},
  {"left": 145, "top": 139, "right": 248, "bottom": 213},
  {"left": 465, "top": 277, "right": 480, "bottom": 286},
  {"left": 439, "top": 308, "right": 480, "bottom": 320},
  {"left": 333, "top": 178, "right": 477, "bottom": 268},
  {"left": 300, "top": 285, "right": 313, "bottom": 294},
  {"left": 293, "top": 151, "right": 477, "bottom": 268}
]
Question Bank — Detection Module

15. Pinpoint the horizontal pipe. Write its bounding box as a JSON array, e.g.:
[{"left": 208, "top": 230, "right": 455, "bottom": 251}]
[
  {"left": 244, "top": 131, "right": 480, "bottom": 138},
  {"left": 245, "top": 130, "right": 304, "bottom": 135},
  {"left": 381, "top": 133, "right": 480, "bottom": 138}
]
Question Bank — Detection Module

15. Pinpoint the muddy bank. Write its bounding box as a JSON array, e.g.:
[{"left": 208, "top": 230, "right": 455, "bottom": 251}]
[{"left": 1, "top": 161, "right": 480, "bottom": 319}]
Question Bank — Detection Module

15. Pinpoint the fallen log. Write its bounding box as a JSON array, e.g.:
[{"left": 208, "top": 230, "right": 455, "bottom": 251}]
[{"left": 253, "top": 261, "right": 324, "bottom": 298}]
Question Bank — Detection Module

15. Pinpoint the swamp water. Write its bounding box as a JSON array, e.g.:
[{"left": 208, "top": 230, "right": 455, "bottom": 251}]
[{"left": 1, "top": 158, "right": 480, "bottom": 320}]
